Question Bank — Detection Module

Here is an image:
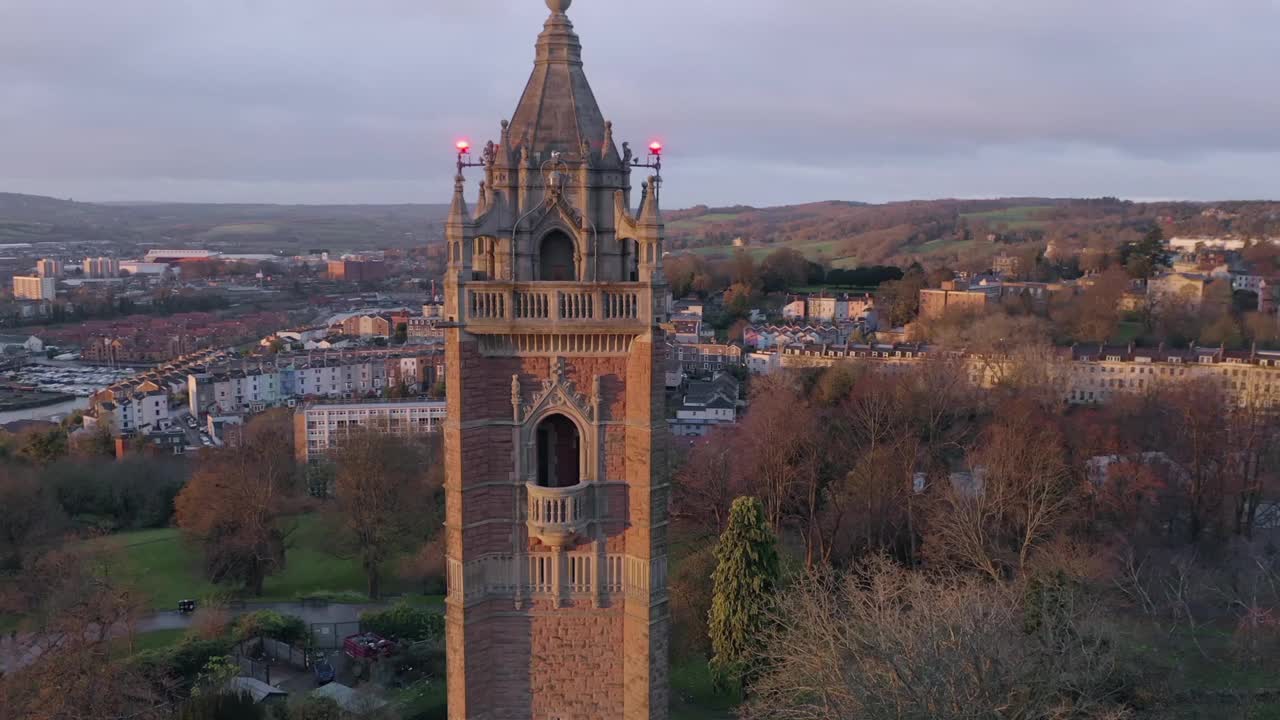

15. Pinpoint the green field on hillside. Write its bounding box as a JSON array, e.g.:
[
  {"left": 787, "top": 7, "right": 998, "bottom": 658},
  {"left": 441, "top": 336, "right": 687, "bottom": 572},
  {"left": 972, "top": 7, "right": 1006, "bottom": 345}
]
[
  {"left": 684, "top": 237, "right": 854, "bottom": 264},
  {"left": 961, "top": 205, "right": 1055, "bottom": 230},
  {"left": 667, "top": 212, "right": 746, "bottom": 229}
]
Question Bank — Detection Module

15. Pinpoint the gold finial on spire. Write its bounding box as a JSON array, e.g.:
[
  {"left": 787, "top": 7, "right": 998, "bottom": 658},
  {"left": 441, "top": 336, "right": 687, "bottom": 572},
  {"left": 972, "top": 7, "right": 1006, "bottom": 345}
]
[{"left": 546, "top": 0, "right": 571, "bottom": 13}]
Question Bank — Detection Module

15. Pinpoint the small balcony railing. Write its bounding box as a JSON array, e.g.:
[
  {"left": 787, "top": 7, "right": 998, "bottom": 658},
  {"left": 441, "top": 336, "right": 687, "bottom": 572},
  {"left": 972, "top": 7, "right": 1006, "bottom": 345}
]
[
  {"left": 462, "top": 282, "right": 659, "bottom": 329},
  {"left": 526, "top": 481, "right": 591, "bottom": 547}
]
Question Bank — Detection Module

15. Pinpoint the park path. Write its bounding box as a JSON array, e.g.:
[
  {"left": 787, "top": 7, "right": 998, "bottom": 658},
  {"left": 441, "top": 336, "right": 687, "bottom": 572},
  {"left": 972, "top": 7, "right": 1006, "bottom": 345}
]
[
  {"left": 137, "top": 600, "right": 388, "bottom": 632},
  {"left": 1, "top": 600, "right": 394, "bottom": 673}
]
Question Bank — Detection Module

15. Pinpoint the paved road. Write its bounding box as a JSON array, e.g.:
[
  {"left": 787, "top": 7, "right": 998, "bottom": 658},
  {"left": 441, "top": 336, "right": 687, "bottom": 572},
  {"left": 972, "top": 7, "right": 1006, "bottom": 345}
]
[
  {"left": 1, "top": 601, "right": 389, "bottom": 673},
  {"left": 138, "top": 601, "right": 388, "bottom": 632}
]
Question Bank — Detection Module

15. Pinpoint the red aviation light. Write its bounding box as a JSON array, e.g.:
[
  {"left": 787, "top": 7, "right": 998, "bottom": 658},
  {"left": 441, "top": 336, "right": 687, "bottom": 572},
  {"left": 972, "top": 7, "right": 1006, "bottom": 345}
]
[
  {"left": 648, "top": 141, "right": 663, "bottom": 155},
  {"left": 455, "top": 139, "right": 471, "bottom": 153}
]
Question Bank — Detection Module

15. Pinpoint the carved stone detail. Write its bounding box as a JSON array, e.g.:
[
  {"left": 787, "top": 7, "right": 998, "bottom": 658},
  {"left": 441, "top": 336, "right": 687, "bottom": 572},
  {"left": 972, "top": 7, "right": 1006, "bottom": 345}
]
[
  {"left": 511, "top": 374, "right": 522, "bottom": 421},
  {"left": 518, "top": 357, "right": 594, "bottom": 423}
]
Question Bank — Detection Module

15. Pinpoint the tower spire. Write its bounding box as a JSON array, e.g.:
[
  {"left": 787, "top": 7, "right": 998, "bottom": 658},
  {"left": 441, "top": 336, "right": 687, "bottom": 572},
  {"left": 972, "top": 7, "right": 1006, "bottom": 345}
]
[
  {"left": 507, "top": 0, "right": 608, "bottom": 157},
  {"left": 447, "top": 173, "right": 469, "bottom": 225}
]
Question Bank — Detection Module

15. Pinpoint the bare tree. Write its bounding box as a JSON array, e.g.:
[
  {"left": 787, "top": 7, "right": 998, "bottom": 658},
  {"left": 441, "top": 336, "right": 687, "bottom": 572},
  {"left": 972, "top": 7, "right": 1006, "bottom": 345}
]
[
  {"left": 0, "top": 544, "right": 168, "bottom": 720},
  {"left": 671, "top": 427, "right": 744, "bottom": 537},
  {"left": 744, "top": 557, "right": 1124, "bottom": 720},
  {"left": 1223, "top": 395, "right": 1280, "bottom": 540},
  {"left": 329, "top": 429, "right": 442, "bottom": 599},
  {"left": 735, "top": 375, "right": 817, "bottom": 534},
  {"left": 1164, "top": 381, "right": 1229, "bottom": 543},
  {"left": 925, "top": 403, "right": 1077, "bottom": 581}
]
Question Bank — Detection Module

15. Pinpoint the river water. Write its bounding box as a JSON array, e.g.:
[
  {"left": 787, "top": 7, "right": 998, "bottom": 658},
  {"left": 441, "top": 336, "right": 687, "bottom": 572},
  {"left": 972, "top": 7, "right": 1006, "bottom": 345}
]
[{"left": 0, "top": 397, "right": 90, "bottom": 426}]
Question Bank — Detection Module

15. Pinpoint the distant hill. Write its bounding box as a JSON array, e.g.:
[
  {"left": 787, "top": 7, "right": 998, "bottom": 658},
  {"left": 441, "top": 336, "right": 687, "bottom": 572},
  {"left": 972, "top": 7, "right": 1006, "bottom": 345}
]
[
  {"left": 0, "top": 193, "right": 451, "bottom": 253},
  {"left": 3, "top": 191, "right": 1277, "bottom": 267},
  {"left": 665, "top": 197, "right": 1280, "bottom": 269}
]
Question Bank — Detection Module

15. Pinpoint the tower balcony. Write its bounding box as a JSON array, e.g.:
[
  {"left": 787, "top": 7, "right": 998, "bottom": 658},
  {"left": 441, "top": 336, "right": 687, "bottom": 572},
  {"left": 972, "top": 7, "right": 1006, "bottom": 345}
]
[
  {"left": 526, "top": 481, "right": 591, "bottom": 548},
  {"left": 459, "top": 281, "right": 663, "bottom": 333}
]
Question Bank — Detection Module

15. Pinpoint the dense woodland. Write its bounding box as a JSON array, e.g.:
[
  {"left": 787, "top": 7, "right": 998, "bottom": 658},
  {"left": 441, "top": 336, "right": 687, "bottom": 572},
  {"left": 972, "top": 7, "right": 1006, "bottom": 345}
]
[{"left": 674, "top": 360, "right": 1280, "bottom": 719}]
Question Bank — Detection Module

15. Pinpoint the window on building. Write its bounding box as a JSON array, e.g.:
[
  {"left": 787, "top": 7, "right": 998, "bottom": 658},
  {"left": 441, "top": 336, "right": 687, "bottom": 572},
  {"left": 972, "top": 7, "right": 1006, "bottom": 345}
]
[{"left": 538, "top": 230, "right": 576, "bottom": 281}]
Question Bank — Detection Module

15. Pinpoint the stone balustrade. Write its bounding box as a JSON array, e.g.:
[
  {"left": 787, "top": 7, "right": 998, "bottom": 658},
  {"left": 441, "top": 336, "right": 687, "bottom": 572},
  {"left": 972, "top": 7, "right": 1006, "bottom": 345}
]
[
  {"left": 461, "top": 281, "right": 661, "bottom": 330},
  {"left": 446, "top": 551, "right": 655, "bottom": 607},
  {"left": 526, "top": 481, "right": 591, "bottom": 547}
]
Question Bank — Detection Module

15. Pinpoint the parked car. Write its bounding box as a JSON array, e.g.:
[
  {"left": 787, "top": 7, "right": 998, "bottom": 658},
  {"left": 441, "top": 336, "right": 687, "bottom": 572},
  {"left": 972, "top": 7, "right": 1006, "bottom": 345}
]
[
  {"left": 312, "top": 656, "right": 335, "bottom": 686},
  {"left": 177, "top": 599, "right": 197, "bottom": 614}
]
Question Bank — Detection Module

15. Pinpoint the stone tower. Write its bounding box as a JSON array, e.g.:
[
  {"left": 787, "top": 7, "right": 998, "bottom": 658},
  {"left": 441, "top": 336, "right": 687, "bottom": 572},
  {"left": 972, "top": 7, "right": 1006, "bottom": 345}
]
[{"left": 441, "top": 1, "right": 670, "bottom": 718}]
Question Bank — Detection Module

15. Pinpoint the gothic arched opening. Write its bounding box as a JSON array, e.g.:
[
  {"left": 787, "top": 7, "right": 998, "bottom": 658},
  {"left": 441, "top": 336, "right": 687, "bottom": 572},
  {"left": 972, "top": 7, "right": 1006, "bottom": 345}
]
[
  {"left": 535, "top": 413, "right": 581, "bottom": 488},
  {"left": 621, "top": 238, "right": 639, "bottom": 282},
  {"left": 472, "top": 236, "right": 498, "bottom": 280},
  {"left": 539, "top": 230, "right": 576, "bottom": 281}
]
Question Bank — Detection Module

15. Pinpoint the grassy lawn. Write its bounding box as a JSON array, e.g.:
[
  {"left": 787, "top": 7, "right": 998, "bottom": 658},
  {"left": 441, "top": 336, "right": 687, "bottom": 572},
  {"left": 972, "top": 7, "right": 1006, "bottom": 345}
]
[
  {"left": 102, "top": 528, "right": 219, "bottom": 608},
  {"left": 1117, "top": 618, "right": 1280, "bottom": 718},
  {"left": 1110, "top": 320, "right": 1144, "bottom": 345},
  {"left": 112, "top": 628, "right": 189, "bottom": 657},
  {"left": 93, "top": 514, "right": 419, "bottom": 608},
  {"left": 260, "top": 515, "right": 384, "bottom": 601},
  {"left": 395, "top": 678, "right": 448, "bottom": 720},
  {"left": 670, "top": 656, "right": 740, "bottom": 719}
]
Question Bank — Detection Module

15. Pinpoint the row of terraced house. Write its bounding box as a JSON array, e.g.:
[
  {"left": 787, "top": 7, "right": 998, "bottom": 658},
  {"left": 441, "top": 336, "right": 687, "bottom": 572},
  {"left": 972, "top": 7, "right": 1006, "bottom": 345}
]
[
  {"left": 85, "top": 348, "right": 233, "bottom": 437},
  {"left": 186, "top": 348, "right": 445, "bottom": 416},
  {"left": 767, "top": 342, "right": 1280, "bottom": 408}
]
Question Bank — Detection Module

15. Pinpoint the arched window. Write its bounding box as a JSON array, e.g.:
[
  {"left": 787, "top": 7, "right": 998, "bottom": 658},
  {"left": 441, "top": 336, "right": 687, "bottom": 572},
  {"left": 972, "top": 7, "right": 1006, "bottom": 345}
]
[
  {"left": 472, "top": 237, "right": 497, "bottom": 280},
  {"left": 621, "top": 238, "right": 639, "bottom": 282},
  {"left": 535, "top": 413, "right": 581, "bottom": 488},
  {"left": 539, "top": 230, "right": 576, "bottom": 281}
]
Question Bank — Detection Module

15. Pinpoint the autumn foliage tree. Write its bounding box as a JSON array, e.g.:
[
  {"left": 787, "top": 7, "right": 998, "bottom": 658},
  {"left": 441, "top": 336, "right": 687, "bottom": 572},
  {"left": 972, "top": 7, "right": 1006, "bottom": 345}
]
[
  {"left": 0, "top": 544, "right": 165, "bottom": 720},
  {"left": 175, "top": 410, "right": 300, "bottom": 596},
  {"left": 329, "top": 429, "right": 443, "bottom": 599}
]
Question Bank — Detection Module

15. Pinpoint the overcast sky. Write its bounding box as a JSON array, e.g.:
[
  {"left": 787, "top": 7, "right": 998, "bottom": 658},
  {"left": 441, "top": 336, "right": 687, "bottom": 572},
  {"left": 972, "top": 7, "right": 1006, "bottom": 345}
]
[{"left": 2, "top": 0, "right": 1278, "bottom": 207}]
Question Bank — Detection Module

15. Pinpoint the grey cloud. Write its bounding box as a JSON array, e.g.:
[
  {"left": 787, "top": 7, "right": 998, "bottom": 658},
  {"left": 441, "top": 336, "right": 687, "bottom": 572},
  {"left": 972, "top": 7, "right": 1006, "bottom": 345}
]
[{"left": 0, "top": 0, "right": 1277, "bottom": 205}]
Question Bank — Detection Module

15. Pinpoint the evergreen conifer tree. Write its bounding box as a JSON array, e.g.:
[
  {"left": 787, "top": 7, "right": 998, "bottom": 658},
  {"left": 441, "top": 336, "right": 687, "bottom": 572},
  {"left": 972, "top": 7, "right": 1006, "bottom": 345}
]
[{"left": 708, "top": 495, "right": 780, "bottom": 689}]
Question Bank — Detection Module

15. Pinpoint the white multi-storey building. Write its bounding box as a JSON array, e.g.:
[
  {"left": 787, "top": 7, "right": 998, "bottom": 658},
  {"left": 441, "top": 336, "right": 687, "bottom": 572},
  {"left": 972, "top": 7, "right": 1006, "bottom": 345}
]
[
  {"left": 96, "top": 390, "right": 170, "bottom": 433},
  {"left": 294, "top": 399, "right": 446, "bottom": 462}
]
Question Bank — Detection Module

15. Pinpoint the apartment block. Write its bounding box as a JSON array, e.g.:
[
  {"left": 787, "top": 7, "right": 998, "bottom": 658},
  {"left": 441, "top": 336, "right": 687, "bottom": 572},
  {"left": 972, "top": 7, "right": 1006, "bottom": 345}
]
[{"left": 293, "top": 399, "right": 446, "bottom": 462}]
